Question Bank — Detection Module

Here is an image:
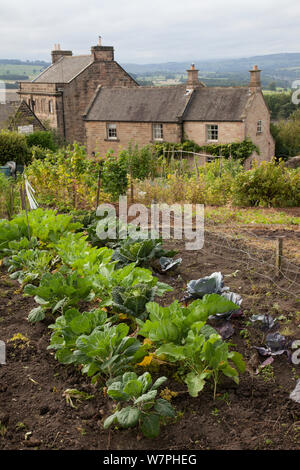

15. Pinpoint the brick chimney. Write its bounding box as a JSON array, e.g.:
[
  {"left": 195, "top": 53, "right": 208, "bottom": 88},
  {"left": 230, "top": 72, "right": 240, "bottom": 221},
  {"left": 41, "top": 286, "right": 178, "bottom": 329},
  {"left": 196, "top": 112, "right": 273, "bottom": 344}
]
[
  {"left": 91, "top": 37, "right": 114, "bottom": 61},
  {"left": 51, "top": 44, "right": 72, "bottom": 64},
  {"left": 186, "top": 64, "right": 199, "bottom": 89},
  {"left": 249, "top": 65, "right": 261, "bottom": 91}
]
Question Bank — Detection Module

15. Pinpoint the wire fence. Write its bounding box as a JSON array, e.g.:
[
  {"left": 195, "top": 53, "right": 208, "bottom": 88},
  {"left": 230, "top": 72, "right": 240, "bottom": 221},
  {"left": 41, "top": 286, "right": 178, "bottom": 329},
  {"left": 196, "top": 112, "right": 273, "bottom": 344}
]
[{"left": 144, "top": 206, "right": 300, "bottom": 299}]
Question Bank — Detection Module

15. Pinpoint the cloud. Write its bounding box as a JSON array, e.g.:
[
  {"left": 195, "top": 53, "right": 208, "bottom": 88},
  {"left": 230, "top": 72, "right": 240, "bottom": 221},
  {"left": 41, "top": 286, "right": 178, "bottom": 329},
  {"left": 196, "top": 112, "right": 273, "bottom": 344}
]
[{"left": 1, "top": 0, "right": 300, "bottom": 62}]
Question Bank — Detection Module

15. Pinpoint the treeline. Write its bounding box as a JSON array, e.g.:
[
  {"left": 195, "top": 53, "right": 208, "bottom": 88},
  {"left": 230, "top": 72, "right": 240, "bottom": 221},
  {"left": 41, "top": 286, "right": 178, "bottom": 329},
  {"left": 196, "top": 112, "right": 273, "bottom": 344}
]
[
  {"left": 0, "top": 74, "right": 29, "bottom": 80},
  {"left": 0, "top": 59, "right": 49, "bottom": 66},
  {"left": 271, "top": 109, "right": 300, "bottom": 159},
  {"left": 264, "top": 92, "right": 298, "bottom": 120}
]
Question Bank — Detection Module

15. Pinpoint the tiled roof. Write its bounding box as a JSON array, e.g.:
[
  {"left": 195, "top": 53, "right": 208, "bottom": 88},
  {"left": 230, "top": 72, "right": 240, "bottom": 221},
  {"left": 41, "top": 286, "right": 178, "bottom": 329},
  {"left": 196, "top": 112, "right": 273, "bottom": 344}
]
[
  {"left": 33, "top": 55, "right": 93, "bottom": 83},
  {"left": 183, "top": 87, "right": 251, "bottom": 121},
  {"left": 84, "top": 86, "right": 193, "bottom": 122},
  {"left": 84, "top": 85, "right": 252, "bottom": 123}
]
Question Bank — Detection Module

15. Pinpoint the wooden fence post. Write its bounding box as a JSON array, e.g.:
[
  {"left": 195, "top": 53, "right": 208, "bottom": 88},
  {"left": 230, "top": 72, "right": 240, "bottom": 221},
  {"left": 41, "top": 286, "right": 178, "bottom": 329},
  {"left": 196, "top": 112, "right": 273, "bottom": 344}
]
[
  {"left": 96, "top": 166, "right": 102, "bottom": 210},
  {"left": 130, "top": 169, "right": 134, "bottom": 204},
  {"left": 275, "top": 237, "right": 283, "bottom": 277}
]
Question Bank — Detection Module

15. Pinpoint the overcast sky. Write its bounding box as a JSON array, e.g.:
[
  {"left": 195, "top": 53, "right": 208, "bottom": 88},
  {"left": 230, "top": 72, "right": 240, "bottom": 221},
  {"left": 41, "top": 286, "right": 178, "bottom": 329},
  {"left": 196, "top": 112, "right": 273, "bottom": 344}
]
[{"left": 1, "top": 0, "right": 300, "bottom": 63}]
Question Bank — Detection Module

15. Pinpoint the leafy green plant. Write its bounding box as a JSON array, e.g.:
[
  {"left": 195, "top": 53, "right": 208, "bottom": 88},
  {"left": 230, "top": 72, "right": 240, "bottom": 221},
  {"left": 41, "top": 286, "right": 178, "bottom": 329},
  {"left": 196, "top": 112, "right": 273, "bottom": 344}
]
[
  {"left": 73, "top": 323, "right": 148, "bottom": 383},
  {"left": 7, "top": 248, "right": 53, "bottom": 285},
  {"left": 113, "top": 237, "right": 176, "bottom": 268},
  {"left": 232, "top": 159, "right": 300, "bottom": 207},
  {"left": 0, "top": 219, "right": 29, "bottom": 257},
  {"left": 104, "top": 372, "right": 175, "bottom": 438},
  {"left": 101, "top": 151, "right": 128, "bottom": 200},
  {"left": 26, "top": 131, "right": 57, "bottom": 152},
  {"left": 122, "top": 143, "right": 158, "bottom": 180},
  {"left": 156, "top": 325, "right": 245, "bottom": 399},
  {"left": 138, "top": 296, "right": 240, "bottom": 345},
  {"left": 87, "top": 215, "right": 129, "bottom": 247},
  {"left": 138, "top": 298, "right": 244, "bottom": 398},
  {"left": 53, "top": 232, "right": 114, "bottom": 275},
  {"left": 24, "top": 271, "right": 95, "bottom": 322},
  {"left": 111, "top": 264, "right": 172, "bottom": 319},
  {"left": 48, "top": 307, "right": 113, "bottom": 364},
  {"left": 0, "top": 129, "right": 30, "bottom": 165}
]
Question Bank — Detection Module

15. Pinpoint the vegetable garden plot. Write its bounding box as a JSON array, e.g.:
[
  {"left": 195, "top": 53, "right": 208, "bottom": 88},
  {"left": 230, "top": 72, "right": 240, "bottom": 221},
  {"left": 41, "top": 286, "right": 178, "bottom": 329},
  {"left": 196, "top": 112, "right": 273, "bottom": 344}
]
[{"left": 0, "top": 209, "right": 299, "bottom": 450}]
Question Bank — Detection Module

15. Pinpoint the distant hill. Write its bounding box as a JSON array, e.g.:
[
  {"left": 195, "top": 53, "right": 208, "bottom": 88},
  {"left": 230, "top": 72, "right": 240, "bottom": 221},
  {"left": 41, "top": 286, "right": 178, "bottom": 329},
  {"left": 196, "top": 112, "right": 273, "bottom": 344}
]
[
  {"left": 0, "top": 59, "right": 50, "bottom": 66},
  {"left": 1, "top": 52, "right": 300, "bottom": 88},
  {"left": 121, "top": 53, "right": 300, "bottom": 88}
]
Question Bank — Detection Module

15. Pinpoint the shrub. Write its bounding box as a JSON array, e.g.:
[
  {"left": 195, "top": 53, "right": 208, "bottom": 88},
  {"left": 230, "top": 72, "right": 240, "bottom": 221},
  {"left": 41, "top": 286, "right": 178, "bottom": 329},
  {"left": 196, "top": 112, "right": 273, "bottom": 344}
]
[
  {"left": 124, "top": 143, "right": 157, "bottom": 180},
  {"left": 152, "top": 138, "right": 259, "bottom": 164},
  {"left": 271, "top": 110, "right": 300, "bottom": 159},
  {"left": 0, "top": 172, "right": 21, "bottom": 219},
  {"left": 0, "top": 130, "right": 30, "bottom": 166},
  {"left": 26, "top": 131, "right": 57, "bottom": 151},
  {"left": 26, "top": 144, "right": 110, "bottom": 211},
  {"left": 232, "top": 159, "right": 300, "bottom": 207},
  {"left": 101, "top": 151, "right": 128, "bottom": 200},
  {"left": 31, "top": 145, "right": 52, "bottom": 161}
]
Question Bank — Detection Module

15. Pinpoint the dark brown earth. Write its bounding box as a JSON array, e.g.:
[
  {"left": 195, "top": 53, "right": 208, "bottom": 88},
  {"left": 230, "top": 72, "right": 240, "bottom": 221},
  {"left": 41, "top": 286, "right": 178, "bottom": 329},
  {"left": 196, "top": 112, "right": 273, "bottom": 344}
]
[{"left": 0, "top": 229, "right": 300, "bottom": 451}]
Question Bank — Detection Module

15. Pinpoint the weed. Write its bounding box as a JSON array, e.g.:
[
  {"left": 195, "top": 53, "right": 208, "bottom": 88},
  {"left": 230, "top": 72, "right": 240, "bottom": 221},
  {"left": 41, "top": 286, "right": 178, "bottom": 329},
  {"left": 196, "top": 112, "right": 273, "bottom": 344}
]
[
  {"left": 260, "top": 365, "right": 275, "bottom": 383},
  {"left": 0, "top": 421, "right": 7, "bottom": 438}
]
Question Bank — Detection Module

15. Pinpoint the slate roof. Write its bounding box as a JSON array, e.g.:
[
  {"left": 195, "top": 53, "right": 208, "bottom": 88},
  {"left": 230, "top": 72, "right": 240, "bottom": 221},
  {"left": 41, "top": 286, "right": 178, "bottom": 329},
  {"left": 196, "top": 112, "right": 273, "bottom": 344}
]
[
  {"left": 84, "top": 85, "right": 252, "bottom": 123},
  {"left": 33, "top": 55, "right": 93, "bottom": 83},
  {"left": 84, "top": 86, "right": 193, "bottom": 122},
  {"left": 183, "top": 87, "right": 251, "bottom": 121}
]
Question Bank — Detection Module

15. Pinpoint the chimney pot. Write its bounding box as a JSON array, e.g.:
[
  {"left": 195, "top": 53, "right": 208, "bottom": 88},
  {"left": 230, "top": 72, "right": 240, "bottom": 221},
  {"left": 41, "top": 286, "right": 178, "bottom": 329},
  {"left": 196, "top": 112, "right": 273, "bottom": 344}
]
[
  {"left": 186, "top": 64, "right": 199, "bottom": 89},
  {"left": 51, "top": 45, "right": 73, "bottom": 64},
  {"left": 91, "top": 42, "right": 114, "bottom": 61},
  {"left": 249, "top": 65, "right": 261, "bottom": 91}
]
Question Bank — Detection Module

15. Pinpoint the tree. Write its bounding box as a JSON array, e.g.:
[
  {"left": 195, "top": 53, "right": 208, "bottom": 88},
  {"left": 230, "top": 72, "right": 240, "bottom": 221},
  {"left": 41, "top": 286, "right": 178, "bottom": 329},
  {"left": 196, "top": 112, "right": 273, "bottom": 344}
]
[
  {"left": 268, "top": 81, "right": 277, "bottom": 91},
  {"left": 271, "top": 109, "right": 300, "bottom": 159}
]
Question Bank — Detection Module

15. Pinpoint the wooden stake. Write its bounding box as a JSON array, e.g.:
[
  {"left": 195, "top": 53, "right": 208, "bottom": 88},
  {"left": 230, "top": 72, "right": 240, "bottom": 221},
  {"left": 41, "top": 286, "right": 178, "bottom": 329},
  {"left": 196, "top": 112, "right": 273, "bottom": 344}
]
[
  {"left": 22, "top": 174, "right": 31, "bottom": 240},
  {"left": 96, "top": 167, "right": 101, "bottom": 210},
  {"left": 9, "top": 184, "right": 14, "bottom": 220},
  {"left": 130, "top": 168, "right": 134, "bottom": 204}
]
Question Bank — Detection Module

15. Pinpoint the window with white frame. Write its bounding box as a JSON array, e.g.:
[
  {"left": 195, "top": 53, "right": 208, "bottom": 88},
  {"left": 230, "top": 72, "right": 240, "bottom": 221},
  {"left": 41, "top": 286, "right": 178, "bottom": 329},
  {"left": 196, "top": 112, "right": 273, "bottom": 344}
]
[
  {"left": 153, "top": 123, "right": 163, "bottom": 141},
  {"left": 49, "top": 100, "right": 53, "bottom": 114},
  {"left": 257, "top": 120, "right": 262, "bottom": 133},
  {"left": 107, "top": 123, "right": 117, "bottom": 139},
  {"left": 206, "top": 124, "right": 218, "bottom": 141}
]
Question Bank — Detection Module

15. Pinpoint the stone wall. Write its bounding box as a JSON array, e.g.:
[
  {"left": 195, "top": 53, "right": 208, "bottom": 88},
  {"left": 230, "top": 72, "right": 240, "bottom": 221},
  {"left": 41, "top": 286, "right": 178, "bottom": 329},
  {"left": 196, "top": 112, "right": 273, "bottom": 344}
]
[
  {"left": 18, "top": 82, "right": 60, "bottom": 130},
  {"left": 19, "top": 59, "right": 137, "bottom": 145},
  {"left": 244, "top": 91, "right": 275, "bottom": 165},
  {"left": 183, "top": 121, "right": 245, "bottom": 145},
  {"left": 85, "top": 121, "right": 181, "bottom": 156},
  {"left": 62, "top": 61, "right": 137, "bottom": 145}
]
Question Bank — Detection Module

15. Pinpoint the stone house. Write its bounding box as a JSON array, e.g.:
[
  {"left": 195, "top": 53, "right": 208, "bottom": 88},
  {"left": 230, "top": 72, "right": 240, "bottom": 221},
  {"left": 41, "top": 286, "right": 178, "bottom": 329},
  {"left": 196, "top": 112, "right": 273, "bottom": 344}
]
[
  {"left": 18, "top": 39, "right": 274, "bottom": 163},
  {"left": 0, "top": 100, "right": 45, "bottom": 132},
  {"left": 84, "top": 64, "right": 275, "bottom": 163},
  {"left": 18, "top": 38, "right": 138, "bottom": 144}
]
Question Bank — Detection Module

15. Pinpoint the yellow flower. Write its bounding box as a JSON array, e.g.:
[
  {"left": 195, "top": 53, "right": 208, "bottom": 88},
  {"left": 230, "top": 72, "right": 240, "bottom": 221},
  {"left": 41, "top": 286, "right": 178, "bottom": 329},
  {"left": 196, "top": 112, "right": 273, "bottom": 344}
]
[
  {"left": 137, "top": 354, "right": 153, "bottom": 367},
  {"left": 143, "top": 338, "right": 152, "bottom": 346},
  {"left": 118, "top": 313, "right": 128, "bottom": 320}
]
